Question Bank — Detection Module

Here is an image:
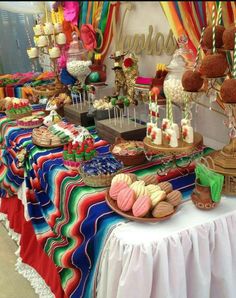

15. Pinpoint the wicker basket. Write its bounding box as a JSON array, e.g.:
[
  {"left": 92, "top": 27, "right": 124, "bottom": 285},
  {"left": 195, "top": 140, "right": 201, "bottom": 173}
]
[
  {"left": 32, "top": 86, "right": 66, "bottom": 98},
  {"left": 110, "top": 137, "right": 146, "bottom": 167},
  {"left": 79, "top": 166, "right": 121, "bottom": 187}
]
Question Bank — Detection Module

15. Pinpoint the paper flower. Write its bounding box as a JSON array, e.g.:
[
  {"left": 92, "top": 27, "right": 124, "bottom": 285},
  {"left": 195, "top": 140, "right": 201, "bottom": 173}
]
[
  {"left": 124, "top": 58, "right": 134, "bottom": 68},
  {"left": 63, "top": 2, "right": 79, "bottom": 25},
  {"left": 80, "top": 24, "right": 97, "bottom": 51}
]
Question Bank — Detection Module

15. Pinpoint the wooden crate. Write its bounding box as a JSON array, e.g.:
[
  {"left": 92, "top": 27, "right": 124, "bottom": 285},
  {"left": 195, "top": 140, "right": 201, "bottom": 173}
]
[
  {"left": 96, "top": 118, "right": 146, "bottom": 144},
  {"left": 63, "top": 104, "right": 94, "bottom": 127}
]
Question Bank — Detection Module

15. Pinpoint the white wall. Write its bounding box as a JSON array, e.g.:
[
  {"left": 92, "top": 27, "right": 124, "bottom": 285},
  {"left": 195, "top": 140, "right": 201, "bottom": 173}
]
[{"left": 102, "top": 1, "right": 229, "bottom": 150}]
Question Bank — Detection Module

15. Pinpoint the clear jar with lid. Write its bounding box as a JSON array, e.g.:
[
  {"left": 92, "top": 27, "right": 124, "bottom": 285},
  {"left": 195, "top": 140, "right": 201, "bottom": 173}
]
[
  {"left": 163, "top": 35, "right": 195, "bottom": 104},
  {"left": 66, "top": 32, "right": 92, "bottom": 84}
]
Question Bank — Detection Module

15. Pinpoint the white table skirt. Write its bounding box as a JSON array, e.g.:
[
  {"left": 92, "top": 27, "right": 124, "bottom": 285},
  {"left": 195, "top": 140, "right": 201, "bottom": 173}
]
[{"left": 96, "top": 196, "right": 236, "bottom": 298}]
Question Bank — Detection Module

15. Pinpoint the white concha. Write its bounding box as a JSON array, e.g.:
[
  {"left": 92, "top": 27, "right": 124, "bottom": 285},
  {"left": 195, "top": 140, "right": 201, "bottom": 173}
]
[
  {"left": 112, "top": 174, "right": 132, "bottom": 186},
  {"left": 130, "top": 181, "right": 147, "bottom": 198},
  {"left": 150, "top": 190, "right": 166, "bottom": 208},
  {"left": 146, "top": 184, "right": 161, "bottom": 196}
]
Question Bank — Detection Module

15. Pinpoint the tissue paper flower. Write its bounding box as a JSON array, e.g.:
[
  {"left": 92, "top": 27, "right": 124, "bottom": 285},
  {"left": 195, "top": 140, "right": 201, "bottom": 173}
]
[{"left": 80, "top": 24, "right": 97, "bottom": 51}]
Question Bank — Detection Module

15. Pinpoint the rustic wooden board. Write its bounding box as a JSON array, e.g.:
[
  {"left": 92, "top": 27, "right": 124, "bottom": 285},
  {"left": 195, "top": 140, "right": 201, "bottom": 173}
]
[
  {"left": 63, "top": 104, "right": 94, "bottom": 127},
  {"left": 96, "top": 118, "right": 146, "bottom": 143}
]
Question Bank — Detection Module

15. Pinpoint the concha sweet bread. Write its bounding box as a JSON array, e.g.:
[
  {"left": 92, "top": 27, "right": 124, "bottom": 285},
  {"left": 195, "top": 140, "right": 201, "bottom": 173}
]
[
  {"left": 150, "top": 190, "right": 166, "bottom": 208},
  {"left": 146, "top": 184, "right": 161, "bottom": 196},
  {"left": 166, "top": 190, "right": 182, "bottom": 207},
  {"left": 109, "top": 181, "right": 128, "bottom": 200},
  {"left": 126, "top": 173, "right": 137, "bottom": 183},
  {"left": 117, "top": 187, "right": 136, "bottom": 211},
  {"left": 140, "top": 174, "right": 158, "bottom": 185},
  {"left": 112, "top": 173, "right": 132, "bottom": 186},
  {"left": 152, "top": 201, "right": 174, "bottom": 218},
  {"left": 158, "top": 182, "right": 173, "bottom": 194},
  {"left": 132, "top": 195, "right": 152, "bottom": 217},
  {"left": 130, "top": 180, "right": 148, "bottom": 198}
]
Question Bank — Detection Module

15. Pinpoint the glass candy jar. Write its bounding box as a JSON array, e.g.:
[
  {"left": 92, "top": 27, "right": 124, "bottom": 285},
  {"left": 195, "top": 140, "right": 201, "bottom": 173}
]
[
  {"left": 66, "top": 32, "right": 92, "bottom": 84},
  {"left": 163, "top": 35, "right": 195, "bottom": 105}
]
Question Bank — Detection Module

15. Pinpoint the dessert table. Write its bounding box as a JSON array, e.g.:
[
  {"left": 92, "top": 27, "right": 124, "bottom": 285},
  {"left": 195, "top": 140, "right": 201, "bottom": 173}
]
[
  {"left": 1, "top": 110, "right": 235, "bottom": 298},
  {"left": 96, "top": 196, "right": 236, "bottom": 298}
]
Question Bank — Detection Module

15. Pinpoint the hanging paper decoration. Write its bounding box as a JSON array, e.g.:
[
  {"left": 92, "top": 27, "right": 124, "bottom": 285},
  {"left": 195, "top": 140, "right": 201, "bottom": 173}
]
[{"left": 160, "top": 1, "right": 235, "bottom": 54}]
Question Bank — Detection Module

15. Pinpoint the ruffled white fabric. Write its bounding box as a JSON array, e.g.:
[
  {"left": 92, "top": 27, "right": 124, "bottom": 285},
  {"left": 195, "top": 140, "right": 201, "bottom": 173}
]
[
  {"left": 0, "top": 212, "right": 55, "bottom": 298},
  {"left": 16, "top": 257, "right": 55, "bottom": 298},
  {"left": 96, "top": 196, "right": 236, "bottom": 298}
]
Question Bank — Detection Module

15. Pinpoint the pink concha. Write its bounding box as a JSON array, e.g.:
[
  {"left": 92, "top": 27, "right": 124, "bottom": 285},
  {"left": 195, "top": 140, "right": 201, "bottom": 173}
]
[
  {"left": 109, "top": 181, "right": 128, "bottom": 200},
  {"left": 132, "top": 195, "right": 152, "bottom": 217},
  {"left": 117, "top": 187, "right": 136, "bottom": 211}
]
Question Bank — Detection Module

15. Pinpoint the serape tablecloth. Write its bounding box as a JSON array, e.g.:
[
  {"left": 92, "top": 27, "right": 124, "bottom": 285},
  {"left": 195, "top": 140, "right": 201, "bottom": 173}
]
[{"left": 0, "top": 111, "right": 213, "bottom": 298}]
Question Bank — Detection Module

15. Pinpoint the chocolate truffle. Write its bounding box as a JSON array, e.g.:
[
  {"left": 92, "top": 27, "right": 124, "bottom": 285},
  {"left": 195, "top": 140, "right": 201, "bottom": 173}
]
[
  {"left": 182, "top": 70, "right": 204, "bottom": 92},
  {"left": 220, "top": 79, "right": 236, "bottom": 103},
  {"left": 200, "top": 53, "right": 228, "bottom": 78},
  {"left": 203, "top": 25, "right": 225, "bottom": 49},
  {"left": 223, "top": 25, "right": 236, "bottom": 50}
]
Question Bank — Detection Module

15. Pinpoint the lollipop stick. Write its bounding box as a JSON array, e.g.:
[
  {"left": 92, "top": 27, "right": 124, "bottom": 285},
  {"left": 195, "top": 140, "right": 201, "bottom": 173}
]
[
  {"left": 127, "top": 107, "right": 130, "bottom": 125},
  {"left": 134, "top": 107, "right": 137, "bottom": 127}
]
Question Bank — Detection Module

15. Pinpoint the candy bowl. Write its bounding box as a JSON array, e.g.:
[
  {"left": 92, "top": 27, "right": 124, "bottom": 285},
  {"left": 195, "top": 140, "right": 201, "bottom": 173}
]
[{"left": 110, "top": 137, "right": 147, "bottom": 167}]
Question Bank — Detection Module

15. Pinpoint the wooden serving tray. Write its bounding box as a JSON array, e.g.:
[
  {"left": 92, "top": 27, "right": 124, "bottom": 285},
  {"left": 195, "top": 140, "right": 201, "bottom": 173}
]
[{"left": 106, "top": 191, "right": 178, "bottom": 223}]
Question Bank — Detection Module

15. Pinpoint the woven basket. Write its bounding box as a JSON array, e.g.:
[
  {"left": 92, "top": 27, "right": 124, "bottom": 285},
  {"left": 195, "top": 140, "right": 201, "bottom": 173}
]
[
  {"left": 79, "top": 166, "right": 121, "bottom": 187},
  {"left": 5, "top": 110, "right": 32, "bottom": 120},
  {"left": 110, "top": 137, "right": 146, "bottom": 167}
]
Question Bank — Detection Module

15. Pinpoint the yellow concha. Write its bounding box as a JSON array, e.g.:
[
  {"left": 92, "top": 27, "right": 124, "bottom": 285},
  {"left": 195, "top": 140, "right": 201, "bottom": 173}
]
[
  {"left": 146, "top": 184, "right": 161, "bottom": 195},
  {"left": 112, "top": 173, "right": 132, "bottom": 186},
  {"left": 130, "top": 181, "right": 147, "bottom": 198},
  {"left": 150, "top": 190, "right": 166, "bottom": 208}
]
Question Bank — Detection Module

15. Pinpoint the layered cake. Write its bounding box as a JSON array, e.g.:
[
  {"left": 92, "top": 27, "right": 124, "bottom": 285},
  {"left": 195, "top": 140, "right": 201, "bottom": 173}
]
[
  {"left": 17, "top": 115, "right": 44, "bottom": 128},
  {"left": 63, "top": 137, "right": 96, "bottom": 170}
]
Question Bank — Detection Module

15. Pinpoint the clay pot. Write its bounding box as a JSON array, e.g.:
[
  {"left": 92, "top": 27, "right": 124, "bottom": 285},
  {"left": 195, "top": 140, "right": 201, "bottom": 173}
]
[{"left": 191, "top": 179, "right": 219, "bottom": 210}]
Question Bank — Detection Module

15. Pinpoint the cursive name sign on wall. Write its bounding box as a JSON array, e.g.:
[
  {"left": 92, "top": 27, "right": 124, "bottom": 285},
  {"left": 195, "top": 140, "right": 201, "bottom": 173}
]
[{"left": 114, "top": 3, "right": 177, "bottom": 56}]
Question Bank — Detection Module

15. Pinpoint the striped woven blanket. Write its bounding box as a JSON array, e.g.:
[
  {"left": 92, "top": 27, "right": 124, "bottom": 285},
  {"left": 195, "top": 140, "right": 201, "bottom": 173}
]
[{"left": 0, "top": 114, "right": 213, "bottom": 298}]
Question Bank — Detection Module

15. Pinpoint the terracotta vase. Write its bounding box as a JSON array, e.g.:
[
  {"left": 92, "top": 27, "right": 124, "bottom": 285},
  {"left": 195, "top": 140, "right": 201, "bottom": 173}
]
[{"left": 191, "top": 179, "right": 219, "bottom": 210}]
